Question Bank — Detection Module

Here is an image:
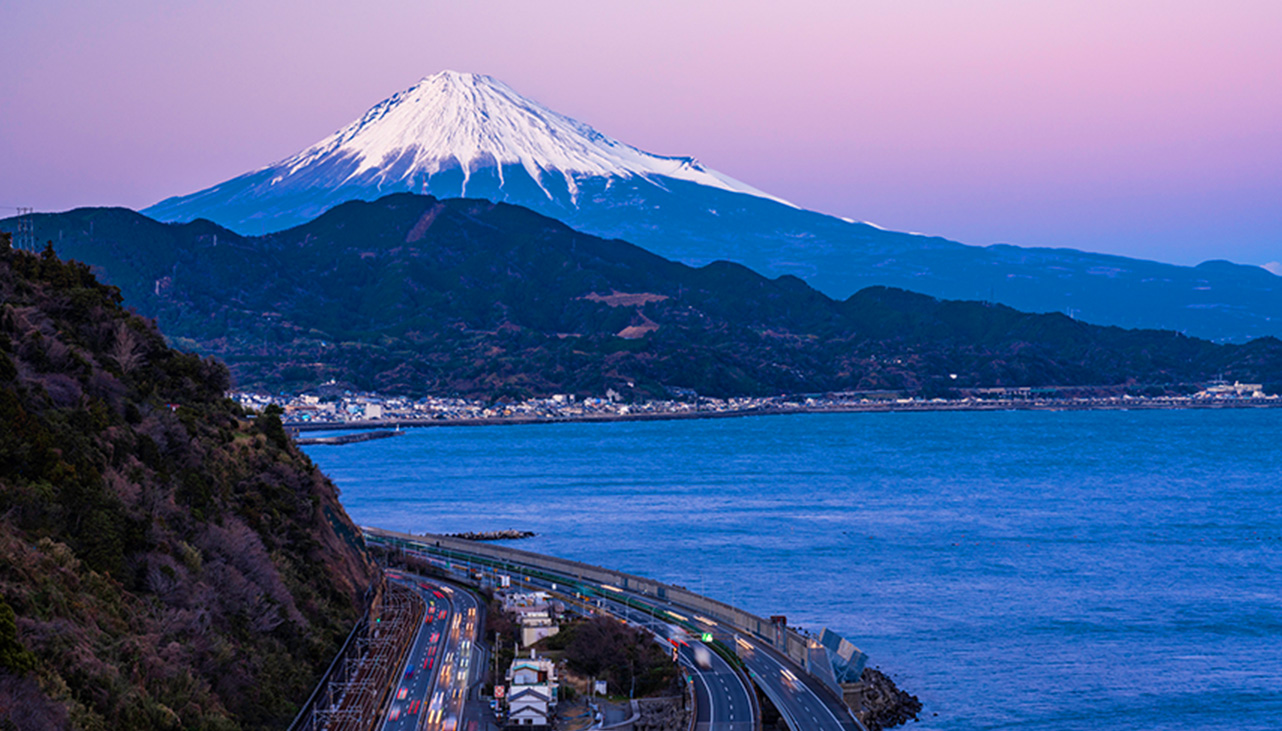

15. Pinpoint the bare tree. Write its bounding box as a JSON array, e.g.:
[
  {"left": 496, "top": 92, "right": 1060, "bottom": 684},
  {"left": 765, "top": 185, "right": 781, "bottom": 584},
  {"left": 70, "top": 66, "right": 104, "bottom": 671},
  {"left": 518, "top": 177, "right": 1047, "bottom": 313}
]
[{"left": 110, "top": 321, "right": 147, "bottom": 374}]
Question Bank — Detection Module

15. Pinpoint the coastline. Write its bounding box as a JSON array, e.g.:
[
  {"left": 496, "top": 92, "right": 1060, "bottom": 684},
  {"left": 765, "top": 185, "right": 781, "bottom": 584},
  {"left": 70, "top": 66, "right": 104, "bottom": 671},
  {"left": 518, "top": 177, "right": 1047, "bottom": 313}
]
[{"left": 288, "top": 397, "right": 1282, "bottom": 432}]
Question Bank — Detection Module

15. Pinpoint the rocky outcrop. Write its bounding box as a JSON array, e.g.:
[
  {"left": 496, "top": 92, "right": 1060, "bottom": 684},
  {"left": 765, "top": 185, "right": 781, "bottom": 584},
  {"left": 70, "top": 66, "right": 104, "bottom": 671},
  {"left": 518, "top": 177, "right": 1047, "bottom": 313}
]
[
  {"left": 448, "top": 530, "right": 537, "bottom": 541},
  {"left": 632, "top": 696, "right": 689, "bottom": 731},
  {"left": 855, "top": 667, "right": 923, "bottom": 730}
]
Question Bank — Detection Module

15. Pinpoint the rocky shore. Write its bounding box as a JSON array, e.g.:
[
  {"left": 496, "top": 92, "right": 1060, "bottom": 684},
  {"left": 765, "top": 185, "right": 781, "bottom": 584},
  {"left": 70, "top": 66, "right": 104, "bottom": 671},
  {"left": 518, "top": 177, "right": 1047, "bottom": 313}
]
[
  {"left": 857, "top": 667, "right": 923, "bottom": 730},
  {"left": 446, "top": 529, "right": 537, "bottom": 541}
]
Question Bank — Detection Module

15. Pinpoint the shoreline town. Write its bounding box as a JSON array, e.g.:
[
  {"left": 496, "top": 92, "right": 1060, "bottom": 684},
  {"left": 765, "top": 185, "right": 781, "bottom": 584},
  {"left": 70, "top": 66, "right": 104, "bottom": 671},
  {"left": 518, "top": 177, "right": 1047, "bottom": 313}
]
[{"left": 232, "top": 382, "right": 1280, "bottom": 432}]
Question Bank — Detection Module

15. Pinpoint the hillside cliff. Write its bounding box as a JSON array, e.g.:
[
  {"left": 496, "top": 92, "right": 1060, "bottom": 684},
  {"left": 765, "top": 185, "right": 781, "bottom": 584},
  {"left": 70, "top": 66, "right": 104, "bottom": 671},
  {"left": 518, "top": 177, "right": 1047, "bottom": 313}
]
[{"left": 0, "top": 238, "right": 376, "bottom": 728}]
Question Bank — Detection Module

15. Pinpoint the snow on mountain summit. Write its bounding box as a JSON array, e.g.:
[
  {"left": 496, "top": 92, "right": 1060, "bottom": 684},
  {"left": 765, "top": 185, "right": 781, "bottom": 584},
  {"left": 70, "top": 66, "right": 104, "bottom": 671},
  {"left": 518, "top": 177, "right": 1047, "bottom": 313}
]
[
  {"left": 269, "top": 70, "right": 791, "bottom": 206},
  {"left": 144, "top": 70, "right": 802, "bottom": 237}
]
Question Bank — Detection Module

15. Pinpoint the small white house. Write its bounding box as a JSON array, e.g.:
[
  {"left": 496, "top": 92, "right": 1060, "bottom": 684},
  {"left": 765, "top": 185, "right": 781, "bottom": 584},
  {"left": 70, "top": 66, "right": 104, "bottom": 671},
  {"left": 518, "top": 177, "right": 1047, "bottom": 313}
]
[{"left": 505, "top": 653, "right": 557, "bottom": 729}]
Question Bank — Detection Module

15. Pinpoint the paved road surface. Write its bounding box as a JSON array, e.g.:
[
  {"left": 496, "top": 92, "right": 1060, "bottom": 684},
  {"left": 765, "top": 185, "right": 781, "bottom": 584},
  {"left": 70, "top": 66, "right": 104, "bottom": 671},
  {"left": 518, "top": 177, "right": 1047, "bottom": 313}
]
[
  {"left": 500, "top": 572, "right": 756, "bottom": 731},
  {"left": 381, "top": 574, "right": 487, "bottom": 731},
  {"left": 551, "top": 576, "right": 859, "bottom": 731},
  {"left": 729, "top": 632, "right": 862, "bottom": 731},
  {"left": 380, "top": 573, "right": 450, "bottom": 729},
  {"left": 598, "top": 595, "right": 754, "bottom": 731},
  {"left": 372, "top": 533, "right": 862, "bottom": 731}
]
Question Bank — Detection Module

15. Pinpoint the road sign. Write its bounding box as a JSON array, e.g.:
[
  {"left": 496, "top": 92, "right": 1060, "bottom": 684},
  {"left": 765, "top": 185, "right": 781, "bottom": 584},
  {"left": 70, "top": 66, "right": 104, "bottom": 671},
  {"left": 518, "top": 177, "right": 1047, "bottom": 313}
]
[
  {"left": 701, "top": 633, "right": 713, "bottom": 642},
  {"left": 494, "top": 685, "right": 506, "bottom": 699}
]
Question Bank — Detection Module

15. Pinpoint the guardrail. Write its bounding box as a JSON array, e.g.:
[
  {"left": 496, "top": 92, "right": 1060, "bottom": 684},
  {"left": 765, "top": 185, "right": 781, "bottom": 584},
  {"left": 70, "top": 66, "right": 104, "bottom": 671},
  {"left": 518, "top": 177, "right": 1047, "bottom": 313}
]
[{"left": 365, "top": 527, "right": 849, "bottom": 709}]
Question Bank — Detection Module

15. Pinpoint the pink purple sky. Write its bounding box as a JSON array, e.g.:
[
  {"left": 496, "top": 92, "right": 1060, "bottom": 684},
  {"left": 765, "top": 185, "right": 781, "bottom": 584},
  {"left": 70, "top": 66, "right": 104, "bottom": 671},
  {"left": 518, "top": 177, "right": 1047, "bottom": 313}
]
[{"left": 2, "top": 0, "right": 1279, "bottom": 269}]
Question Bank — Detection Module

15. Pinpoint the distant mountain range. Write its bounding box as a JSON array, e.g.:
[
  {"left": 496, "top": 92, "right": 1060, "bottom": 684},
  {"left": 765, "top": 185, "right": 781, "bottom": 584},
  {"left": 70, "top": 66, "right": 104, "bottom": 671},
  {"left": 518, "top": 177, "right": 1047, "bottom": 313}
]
[
  {"left": 141, "top": 71, "right": 1281, "bottom": 343},
  {"left": 11, "top": 194, "right": 1279, "bottom": 398}
]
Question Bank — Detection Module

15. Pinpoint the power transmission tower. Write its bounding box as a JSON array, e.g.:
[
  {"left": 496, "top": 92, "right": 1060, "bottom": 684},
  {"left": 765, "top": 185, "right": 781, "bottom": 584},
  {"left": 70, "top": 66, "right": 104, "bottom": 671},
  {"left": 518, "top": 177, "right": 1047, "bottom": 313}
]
[{"left": 14, "top": 207, "right": 35, "bottom": 251}]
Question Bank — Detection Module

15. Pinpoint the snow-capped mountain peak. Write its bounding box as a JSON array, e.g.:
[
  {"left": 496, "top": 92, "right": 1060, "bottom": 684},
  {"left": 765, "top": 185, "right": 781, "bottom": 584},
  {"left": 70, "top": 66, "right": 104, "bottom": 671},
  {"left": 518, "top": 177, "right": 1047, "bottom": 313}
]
[
  {"left": 267, "top": 70, "right": 791, "bottom": 206},
  {"left": 144, "top": 70, "right": 803, "bottom": 237}
]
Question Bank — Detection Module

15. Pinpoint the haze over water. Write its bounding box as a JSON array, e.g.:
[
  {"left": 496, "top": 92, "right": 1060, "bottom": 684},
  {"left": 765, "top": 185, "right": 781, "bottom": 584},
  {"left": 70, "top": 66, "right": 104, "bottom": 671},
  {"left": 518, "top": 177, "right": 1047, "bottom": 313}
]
[{"left": 303, "top": 409, "right": 1282, "bottom": 730}]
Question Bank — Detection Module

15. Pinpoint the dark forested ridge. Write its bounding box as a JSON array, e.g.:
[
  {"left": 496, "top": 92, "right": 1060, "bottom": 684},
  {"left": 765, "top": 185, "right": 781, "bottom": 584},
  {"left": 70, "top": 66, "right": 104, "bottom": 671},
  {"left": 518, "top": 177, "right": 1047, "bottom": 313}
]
[
  {"left": 0, "top": 238, "right": 376, "bottom": 729},
  {"left": 11, "top": 194, "right": 1282, "bottom": 399}
]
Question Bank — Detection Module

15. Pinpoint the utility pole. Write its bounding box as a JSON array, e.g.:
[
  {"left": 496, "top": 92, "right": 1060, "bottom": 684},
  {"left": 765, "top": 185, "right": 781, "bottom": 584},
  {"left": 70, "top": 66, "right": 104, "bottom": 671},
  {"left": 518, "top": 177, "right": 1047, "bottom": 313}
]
[{"left": 493, "top": 629, "right": 501, "bottom": 716}]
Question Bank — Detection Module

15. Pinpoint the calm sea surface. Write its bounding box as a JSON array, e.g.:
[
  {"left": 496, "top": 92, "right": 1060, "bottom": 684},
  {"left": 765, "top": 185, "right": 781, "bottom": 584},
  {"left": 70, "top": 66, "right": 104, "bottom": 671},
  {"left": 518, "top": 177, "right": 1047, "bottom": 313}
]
[{"left": 302, "top": 409, "right": 1282, "bottom": 730}]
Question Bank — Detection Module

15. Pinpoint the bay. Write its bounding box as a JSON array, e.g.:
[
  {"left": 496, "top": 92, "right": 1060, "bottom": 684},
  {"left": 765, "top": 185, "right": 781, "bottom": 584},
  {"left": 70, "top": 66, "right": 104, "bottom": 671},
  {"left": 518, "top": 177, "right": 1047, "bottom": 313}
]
[{"left": 302, "top": 409, "right": 1282, "bottom": 730}]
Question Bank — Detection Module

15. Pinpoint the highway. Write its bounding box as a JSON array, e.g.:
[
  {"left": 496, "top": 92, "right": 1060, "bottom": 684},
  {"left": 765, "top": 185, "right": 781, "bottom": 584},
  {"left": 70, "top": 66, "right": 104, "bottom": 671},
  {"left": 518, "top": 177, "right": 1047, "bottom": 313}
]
[
  {"left": 459, "top": 568, "right": 757, "bottom": 731},
  {"left": 616, "top": 590, "right": 860, "bottom": 731},
  {"left": 595, "top": 594, "right": 754, "bottom": 731},
  {"left": 685, "top": 642, "right": 752, "bottom": 731},
  {"left": 493, "top": 566, "right": 855, "bottom": 731},
  {"left": 400, "top": 553, "right": 757, "bottom": 731},
  {"left": 381, "top": 573, "right": 486, "bottom": 731},
  {"left": 730, "top": 632, "right": 861, "bottom": 731},
  {"left": 594, "top": 587, "right": 859, "bottom": 731},
  {"left": 375, "top": 532, "right": 863, "bottom": 731}
]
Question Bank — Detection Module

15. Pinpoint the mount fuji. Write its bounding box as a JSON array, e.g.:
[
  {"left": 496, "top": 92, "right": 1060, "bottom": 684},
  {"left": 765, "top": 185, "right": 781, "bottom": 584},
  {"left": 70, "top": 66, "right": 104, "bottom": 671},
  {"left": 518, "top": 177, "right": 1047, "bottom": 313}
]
[
  {"left": 147, "top": 71, "right": 792, "bottom": 231},
  {"left": 143, "top": 71, "right": 1282, "bottom": 342}
]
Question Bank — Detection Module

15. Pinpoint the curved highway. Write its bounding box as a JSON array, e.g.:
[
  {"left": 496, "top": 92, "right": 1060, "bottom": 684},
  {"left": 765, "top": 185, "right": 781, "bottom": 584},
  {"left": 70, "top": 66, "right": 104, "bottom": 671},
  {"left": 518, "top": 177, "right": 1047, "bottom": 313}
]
[
  {"left": 596, "top": 594, "right": 754, "bottom": 731},
  {"left": 730, "top": 632, "right": 861, "bottom": 731},
  {"left": 369, "top": 530, "right": 863, "bottom": 731},
  {"left": 467, "top": 569, "right": 757, "bottom": 731},
  {"left": 381, "top": 573, "right": 485, "bottom": 731},
  {"left": 598, "top": 588, "right": 859, "bottom": 731}
]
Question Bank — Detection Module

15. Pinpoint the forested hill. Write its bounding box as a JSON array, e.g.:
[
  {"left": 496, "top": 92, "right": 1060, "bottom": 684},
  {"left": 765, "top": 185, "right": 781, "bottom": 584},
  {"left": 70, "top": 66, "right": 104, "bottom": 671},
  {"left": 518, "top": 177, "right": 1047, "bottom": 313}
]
[
  {"left": 13, "top": 194, "right": 1282, "bottom": 398},
  {"left": 0, "top": 238, "right": 376, "bottom": 728}
]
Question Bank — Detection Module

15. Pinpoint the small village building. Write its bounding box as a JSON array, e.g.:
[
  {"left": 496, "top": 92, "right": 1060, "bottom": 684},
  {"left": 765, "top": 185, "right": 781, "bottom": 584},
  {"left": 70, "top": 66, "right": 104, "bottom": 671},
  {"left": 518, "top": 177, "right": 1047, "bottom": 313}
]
[
  {"left": 505, "top": 653, "right": 557, "bottom": 729},
  {"left": 1197, "top": 381, "right": 1265, "bottom": 399},
  {"left": 514, "top": 605, "right": 559, "bottom": 647},
  {"left": 501, "top": 591, "right": 561, "bottom": 647}
]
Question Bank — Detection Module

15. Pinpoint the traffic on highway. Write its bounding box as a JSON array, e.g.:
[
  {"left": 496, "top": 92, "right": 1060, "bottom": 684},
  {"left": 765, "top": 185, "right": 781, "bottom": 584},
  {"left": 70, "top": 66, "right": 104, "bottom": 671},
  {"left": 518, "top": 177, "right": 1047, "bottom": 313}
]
[
  {"left": 579, "top": 592, "right": 754, "bottom": 731},
  {"left": 370, "top": 530, "right": 864, "bottom": 731},
  {"left": 381, "top": 574, "right": 485, "bottom": 731},
  {"left": 497, "top": 568, "right": 858, "bottom": 731}
]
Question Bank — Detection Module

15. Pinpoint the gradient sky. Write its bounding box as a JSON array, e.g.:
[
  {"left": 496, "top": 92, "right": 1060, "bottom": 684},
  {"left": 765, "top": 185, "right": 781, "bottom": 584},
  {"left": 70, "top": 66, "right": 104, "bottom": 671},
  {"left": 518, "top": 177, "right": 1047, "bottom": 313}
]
[{"left": 2, "top": 0, "right": 1279, "bottom": 268}]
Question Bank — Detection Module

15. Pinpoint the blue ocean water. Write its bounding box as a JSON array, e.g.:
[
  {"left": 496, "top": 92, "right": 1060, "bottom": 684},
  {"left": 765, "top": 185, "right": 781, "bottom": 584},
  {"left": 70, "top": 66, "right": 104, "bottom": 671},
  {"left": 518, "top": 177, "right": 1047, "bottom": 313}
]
[{"left": 302, "top": 410, "right": 1282, "bottom": 730}]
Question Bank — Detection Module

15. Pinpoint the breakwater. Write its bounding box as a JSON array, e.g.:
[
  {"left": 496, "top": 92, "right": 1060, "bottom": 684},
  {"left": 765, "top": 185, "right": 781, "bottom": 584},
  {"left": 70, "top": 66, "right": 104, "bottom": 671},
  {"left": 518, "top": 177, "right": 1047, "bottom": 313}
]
[
  {"left": 293, "top": 429, "right": 403, "bottom": 446},
  {"left": 446, "top": 529, "right": 537, "bottom": 541}
]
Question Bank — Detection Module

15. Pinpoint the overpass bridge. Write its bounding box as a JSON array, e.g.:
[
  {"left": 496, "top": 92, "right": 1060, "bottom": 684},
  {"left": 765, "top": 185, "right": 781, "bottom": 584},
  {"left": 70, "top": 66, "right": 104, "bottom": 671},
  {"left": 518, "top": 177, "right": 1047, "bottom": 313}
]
[{"left": 363, "top": 526, "right": 868, "bottom": 731}]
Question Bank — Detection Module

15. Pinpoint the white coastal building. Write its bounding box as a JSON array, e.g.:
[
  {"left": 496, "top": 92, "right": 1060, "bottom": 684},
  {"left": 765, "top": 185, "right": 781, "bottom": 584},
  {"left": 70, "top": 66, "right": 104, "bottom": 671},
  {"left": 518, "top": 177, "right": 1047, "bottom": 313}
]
[{"left": 505, "top": 653, "right": 557, "bottom": 729}]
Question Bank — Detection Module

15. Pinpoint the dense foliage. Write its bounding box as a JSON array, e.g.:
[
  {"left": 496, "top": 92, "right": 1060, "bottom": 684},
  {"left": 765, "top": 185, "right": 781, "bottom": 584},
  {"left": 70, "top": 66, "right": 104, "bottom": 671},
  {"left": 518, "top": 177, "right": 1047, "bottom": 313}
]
[
  {"left": 539, "top": 616, "right": 679, "bottom": 698},
  {"left": 16, "top": 195, "right": 1282, "bottom": 399},
  {"left": 0, "top": 239, "right": 375, "bottom": 729}
]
